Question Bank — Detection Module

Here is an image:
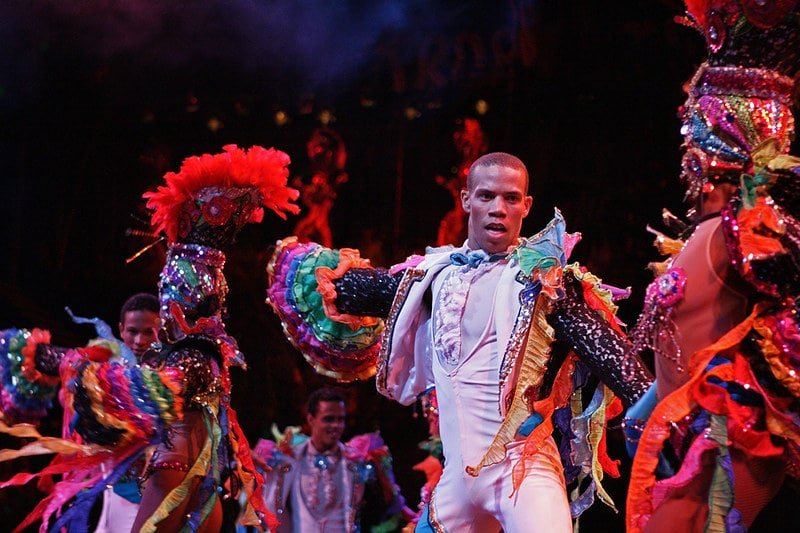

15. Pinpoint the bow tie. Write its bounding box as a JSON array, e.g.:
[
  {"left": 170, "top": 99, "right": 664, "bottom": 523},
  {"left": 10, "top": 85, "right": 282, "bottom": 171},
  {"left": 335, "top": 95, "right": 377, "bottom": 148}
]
[{"left": 449, "top": 250, "right": 508, "bottom": 269}]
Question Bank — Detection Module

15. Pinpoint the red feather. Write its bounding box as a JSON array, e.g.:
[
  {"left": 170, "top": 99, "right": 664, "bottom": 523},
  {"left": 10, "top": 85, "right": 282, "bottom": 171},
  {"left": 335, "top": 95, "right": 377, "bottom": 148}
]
[{"left": 143, "top": 144, "right": 299, "bottom": 243}]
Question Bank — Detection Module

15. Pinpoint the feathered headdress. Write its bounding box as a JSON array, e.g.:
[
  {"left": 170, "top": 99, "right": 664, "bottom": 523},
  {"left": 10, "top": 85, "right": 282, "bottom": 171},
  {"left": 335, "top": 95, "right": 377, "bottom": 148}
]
[
  {"left": 144, "top": 144, "right": 299, "bottom": 248},
  {"left": 144, "top": 144, "right": 299, "bottom": 331}
]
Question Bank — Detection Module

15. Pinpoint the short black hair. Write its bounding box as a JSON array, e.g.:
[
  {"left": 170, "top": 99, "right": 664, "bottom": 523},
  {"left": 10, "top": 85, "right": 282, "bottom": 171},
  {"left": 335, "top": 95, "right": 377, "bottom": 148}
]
[
  {"left": 119, "top": 293, "right": 159, "bottom": 324},
  {"left": 466, "top": 152, "right": 529, "bottom": 192},
  {"left": 306, "top": 387, "right": 346, "bottom": 417}
]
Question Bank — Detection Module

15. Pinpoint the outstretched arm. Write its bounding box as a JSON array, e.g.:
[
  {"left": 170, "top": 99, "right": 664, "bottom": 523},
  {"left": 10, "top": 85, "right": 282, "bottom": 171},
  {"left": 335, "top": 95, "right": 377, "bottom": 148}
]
[
  {"left": 549, "top": 273, "right": 653, "bottom": 406},
  {"left": 34, "top": 342, "right": 71, "bottom": 376},
  {"left": 266, "top": 238, "right": 402, "bottom": 381},
  {"left": 332, "top": 267, "right": 401, "bottom": 318}
]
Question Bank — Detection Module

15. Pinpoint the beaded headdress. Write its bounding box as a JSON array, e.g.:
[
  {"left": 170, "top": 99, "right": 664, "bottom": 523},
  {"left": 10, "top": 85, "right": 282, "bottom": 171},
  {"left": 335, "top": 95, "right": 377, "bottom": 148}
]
[
  {"left": 677, "top": 1, "right": 800, "bottom": 201},
  {"left": 144, "top": 144, "right": 299, "bottom": 327}
]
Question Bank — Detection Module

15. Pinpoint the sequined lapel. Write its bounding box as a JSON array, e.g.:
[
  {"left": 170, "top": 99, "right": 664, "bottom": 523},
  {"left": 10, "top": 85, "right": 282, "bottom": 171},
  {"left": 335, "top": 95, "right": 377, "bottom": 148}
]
[
  {"left": 494, "top": 263, "right": 524, "bottom": 389},
  {"left": 376, "top": 267, "right": 427, "bottom": 397}
]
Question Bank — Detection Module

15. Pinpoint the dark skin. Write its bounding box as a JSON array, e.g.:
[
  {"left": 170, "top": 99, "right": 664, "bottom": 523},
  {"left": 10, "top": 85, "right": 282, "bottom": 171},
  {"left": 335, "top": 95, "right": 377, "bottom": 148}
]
[
  {"left": 307, "top": 400, "right": 346, "bottom": 453},
  {"left": 134, "top": 469, "right": 223, "bottom": 533},
  {"left": 698, "top": 182, "right": 753, "bottom": 293},
  {"left": 118, "top": 309, "right": 160, "bottom": 359},
  {"left": 130, "top": 407, "right": 222, "bottom": 532}
]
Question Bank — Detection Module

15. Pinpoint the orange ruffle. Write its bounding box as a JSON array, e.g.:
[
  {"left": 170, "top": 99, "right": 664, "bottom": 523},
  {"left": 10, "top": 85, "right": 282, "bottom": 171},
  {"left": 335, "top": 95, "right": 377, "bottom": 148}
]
[
  {"left": 20, "top": 329, "right": 60, "bottom": 387},
  {"left": 511, "top": 354, "right": 577, "bottom": 494},
  {"left": 598, "top": 397, "right": 623, "bottom": 478},
  {"left": 736, "top": 198, "right": 786, "bottom": 273},
  {"left": 315, "top": 248, "right": 379, "bottom": 331},
  {"left": 626, "top": 303, "right": 768, "bottom": 533}
]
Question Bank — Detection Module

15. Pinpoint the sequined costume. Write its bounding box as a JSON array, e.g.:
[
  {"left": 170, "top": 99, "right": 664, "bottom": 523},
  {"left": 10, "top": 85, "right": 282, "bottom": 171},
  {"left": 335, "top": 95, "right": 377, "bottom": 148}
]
[
  {"left": 268, "top": 210, "right": 653, "bottom": 532},
  {"left": 624, "top": 3, "right": 800, "bottom": 532},
  {"left": 0, "top": 328, "right": 60, "bottom": 425},
  {"left": 1, "top": 314, "right": 150, "bottom": 533},
  {"left": 0, "top": 144, "right": 299, "bottom": 533},
  {"left": 250, "top": 431, "right": 410, "bottom": 532}
]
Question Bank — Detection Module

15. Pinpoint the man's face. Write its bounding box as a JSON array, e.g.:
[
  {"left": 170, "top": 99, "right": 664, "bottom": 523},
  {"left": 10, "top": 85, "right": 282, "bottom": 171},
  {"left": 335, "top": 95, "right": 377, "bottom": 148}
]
[
  {"left": 119, "top": 310, "right": 160, "bottom": 359},
  {"left": 461, "top": 164, "right": 532, "bottom": 254},
  {"left": 307, "top": 400, "right": 346, "bottom": 452}
]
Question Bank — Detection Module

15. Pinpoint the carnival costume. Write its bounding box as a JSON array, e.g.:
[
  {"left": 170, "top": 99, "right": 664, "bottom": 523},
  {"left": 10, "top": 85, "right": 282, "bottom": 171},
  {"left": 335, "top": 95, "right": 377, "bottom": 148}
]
[
  {"left": 0, "top": 328, "right": 62, "bottom": 426},
  {"left": 0, "top": 144, "right": 299, "bottom": 532},
  {"left": 249, "top": 428, "right": 410, "bottom": 532},
  {"left": 1, "top": 311, "right": 150, "bottom": 533},
  {"left": 268, "top": 210, "right": 654, "bottom": 531},
  {"left": 624, "top": 3, "right": 800, "bottom": 532}
]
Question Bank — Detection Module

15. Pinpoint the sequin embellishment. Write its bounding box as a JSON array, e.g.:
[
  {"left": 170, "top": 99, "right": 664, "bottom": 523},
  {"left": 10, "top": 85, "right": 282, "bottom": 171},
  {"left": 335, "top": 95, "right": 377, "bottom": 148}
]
[{"left": 630, "top": 267, "right": 688, "bottom": 372}]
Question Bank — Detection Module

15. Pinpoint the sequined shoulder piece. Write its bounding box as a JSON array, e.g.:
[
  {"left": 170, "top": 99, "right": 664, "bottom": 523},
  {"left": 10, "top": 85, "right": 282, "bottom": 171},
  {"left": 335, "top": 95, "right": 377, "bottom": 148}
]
[
  {"left": 721, "top": 197, "right": 800, "bottom": 298},
  {"left": 162, "top": 343, "right": 219, "bottom": 407},
  {"left": 629, "top": 266, "right": 688, "bottom": 372}
]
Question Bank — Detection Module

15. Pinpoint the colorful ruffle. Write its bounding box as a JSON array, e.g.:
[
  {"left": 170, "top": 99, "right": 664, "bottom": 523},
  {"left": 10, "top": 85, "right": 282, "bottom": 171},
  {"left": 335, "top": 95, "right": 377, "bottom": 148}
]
[
  {"left": 626, "top": 299, "right": 800, "bottom": 532},
  {"left": 0, "top": 329, "right": 60, "bottom": 424},
  {"left": 267, "top": 236, "right": 384, "bottom": 381},
  {"left": 467, "top": 212, "right": 625, "bottom": 516},
  {"left": 0, "top": 350, "right": 185, "bottom": 531},
  {"left": 0, "top": 343, "right": 275, "bottom": 532}
]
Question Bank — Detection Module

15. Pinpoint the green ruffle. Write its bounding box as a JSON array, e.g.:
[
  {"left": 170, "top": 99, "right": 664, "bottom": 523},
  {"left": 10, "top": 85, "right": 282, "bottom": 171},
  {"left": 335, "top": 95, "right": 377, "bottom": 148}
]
[{"left": 292, "top": 247, "right": 383, "bottom": 351}]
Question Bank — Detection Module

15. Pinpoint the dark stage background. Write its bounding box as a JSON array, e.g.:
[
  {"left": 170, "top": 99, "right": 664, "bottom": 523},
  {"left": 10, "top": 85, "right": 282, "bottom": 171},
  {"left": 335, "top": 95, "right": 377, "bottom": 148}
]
[{"left": 2, "top": 1, "right": 788, "bottom": 531}]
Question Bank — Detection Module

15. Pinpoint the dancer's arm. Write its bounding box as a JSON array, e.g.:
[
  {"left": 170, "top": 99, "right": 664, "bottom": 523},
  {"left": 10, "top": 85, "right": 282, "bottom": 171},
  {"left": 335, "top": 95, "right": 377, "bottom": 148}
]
[
  {"left": 332, "top": 267, "right": 401, "bottom": 318},
  {"left": 549, "top": 272, "right": 653, "bottom": 406},
  {"left": 266, "top": 238, "right": 402, "bottom": 381},
  {"left": 33, "top": 342, "right": 70, "bottom": 376}
]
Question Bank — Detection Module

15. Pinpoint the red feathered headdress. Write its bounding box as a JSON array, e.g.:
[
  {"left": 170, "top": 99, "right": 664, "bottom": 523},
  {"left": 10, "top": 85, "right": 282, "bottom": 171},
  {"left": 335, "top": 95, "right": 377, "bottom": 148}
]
[{"left": 144, "top": 144, "right": 300, "bottom": 246}]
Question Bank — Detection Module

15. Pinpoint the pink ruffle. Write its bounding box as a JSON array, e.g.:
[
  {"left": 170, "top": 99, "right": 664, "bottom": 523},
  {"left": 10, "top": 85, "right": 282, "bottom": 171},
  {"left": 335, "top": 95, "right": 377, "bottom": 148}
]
[
  {"left": 344, "top": 432, "right": 385, "bottom": 461},
  {"left": 651, "top": 435, "right": 718, "bottom": 509}
]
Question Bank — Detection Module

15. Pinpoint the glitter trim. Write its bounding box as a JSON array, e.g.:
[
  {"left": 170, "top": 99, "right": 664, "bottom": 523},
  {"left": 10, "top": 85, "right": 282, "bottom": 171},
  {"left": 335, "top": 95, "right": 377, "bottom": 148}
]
[
  {"left": 680, "top": 62, "right": 796, "bottom": 201},
  {"left": 497, "top": 276, "right": 538, "bottom": 410},
  {"left": 689, "top": 63, "right": 796, "bottom": 103},
  {"left": 148, "top": 460, "right": 191, "bottom": 473},
  {"left": 427, "top": 489, "right": 448, "bottom": 533},
  {"left": 720, "top": 198, "right": 787, "bottom": 298},
  {"left": 273, "top": 463, "right": 291, "bottom": 518},
  {"left": 159, "top": 243, "right": 228, "bottom": 327},
  {"left": 629, "top": 266, "right": 688, "bottom": 374},
  {"left": 376, "top": 268, "right": 426, "bottom": 398}
]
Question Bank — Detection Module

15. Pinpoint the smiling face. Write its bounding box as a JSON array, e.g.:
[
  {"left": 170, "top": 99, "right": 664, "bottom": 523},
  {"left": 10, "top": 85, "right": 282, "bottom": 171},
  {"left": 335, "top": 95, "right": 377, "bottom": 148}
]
[
  {"left": 461, "top": 163, "right": 532, "bottom": 254},
  {"left": 307, "top": 400, "right": 346, "bottom": 453},
  {"left": 119, "top": 310, "right": 160, "bottom": 359}
]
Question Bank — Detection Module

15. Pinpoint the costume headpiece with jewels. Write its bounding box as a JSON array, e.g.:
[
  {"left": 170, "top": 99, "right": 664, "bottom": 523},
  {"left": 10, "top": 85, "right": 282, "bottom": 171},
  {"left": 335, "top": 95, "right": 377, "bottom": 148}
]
[
  {"left": 677, "top": 1, "right": 800, "bottom": 201},
  {"left": 625, "top": 4, "right": 800, "bottom": 532},
  {"left": 144, "top": 144, "right": 299, "bottom": 338}
]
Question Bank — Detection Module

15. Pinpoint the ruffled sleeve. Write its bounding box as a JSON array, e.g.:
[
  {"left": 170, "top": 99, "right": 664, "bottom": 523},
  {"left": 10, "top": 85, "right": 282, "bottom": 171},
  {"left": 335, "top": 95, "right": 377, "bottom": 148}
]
[
  {"left": 68, "top": 349, "right": 186, "bottom": 447},
  {"left": 0, "top": 328, "right": 61, "bottom": 424},
  {"left": 266, "top": 237, "right": 388, "bottom": 381}
]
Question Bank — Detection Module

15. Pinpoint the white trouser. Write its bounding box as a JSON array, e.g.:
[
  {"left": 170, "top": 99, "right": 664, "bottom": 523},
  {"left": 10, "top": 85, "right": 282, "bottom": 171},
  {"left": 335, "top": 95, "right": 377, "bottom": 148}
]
[
  {"left": 429, "top": 436, "right": 572, "bottom": 533},
  {"left": 94, "top": 487, "right": 139, "bottom": 533}
]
